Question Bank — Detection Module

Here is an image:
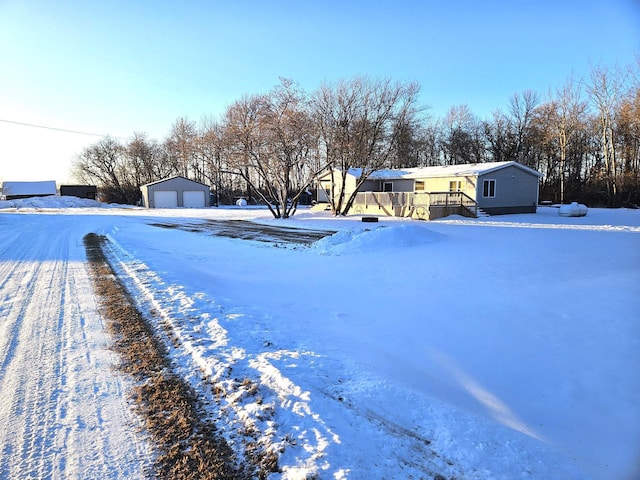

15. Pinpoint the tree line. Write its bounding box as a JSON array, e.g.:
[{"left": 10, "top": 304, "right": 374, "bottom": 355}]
[{"left": 73, "top": 60, "right": 640, "bottom": 216}]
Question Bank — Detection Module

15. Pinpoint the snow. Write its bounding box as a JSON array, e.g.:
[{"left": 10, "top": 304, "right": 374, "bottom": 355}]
[
  {"left": 0, "top": 203, "right": 152, "bottom": 479},
  {"left": 1, "top": 197, "right": 639, "bottom": 479}
]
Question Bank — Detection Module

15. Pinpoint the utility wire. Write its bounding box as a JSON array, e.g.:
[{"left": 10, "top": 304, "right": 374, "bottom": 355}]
[{"left": 0, "top": 118, "right": 126, "bottom": 139}]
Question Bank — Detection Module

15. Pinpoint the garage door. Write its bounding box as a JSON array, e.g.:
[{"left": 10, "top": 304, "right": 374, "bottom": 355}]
[
  {"left": 183, "top": 190, "right": 205, "bottom": 208},
  {"left": 153, "top": 190, "right": 178, "bottom": 208}
]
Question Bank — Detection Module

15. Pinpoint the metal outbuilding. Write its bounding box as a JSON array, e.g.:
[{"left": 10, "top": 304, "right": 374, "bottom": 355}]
[
  {"left": 60, "top": 185, "right": 97, "bottom": 200},
  {"left": 140, "top": 176, "right": 211, "bottom": 208}
]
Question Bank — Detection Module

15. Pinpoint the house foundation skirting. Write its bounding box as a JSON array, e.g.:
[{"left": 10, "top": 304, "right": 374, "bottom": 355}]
[{"left": 482, "top": 205, "right": 537, "bottom": 215}]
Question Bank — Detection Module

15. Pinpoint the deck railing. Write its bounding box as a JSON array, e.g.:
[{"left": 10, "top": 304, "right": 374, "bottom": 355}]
[
  {"left": 428, "top": 191, "right": 478, "bottom": 217},
  {"left": 352, "top": 192, "right": 428, "bottom": 208},
  {"left": 352, "top": 190, "right": 478, "bottom": 218}
]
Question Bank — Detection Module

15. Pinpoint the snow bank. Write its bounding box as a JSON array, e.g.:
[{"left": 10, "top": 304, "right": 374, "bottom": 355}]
[
  {"left": 312, "top": 223, "right": 443, "bottom": 255},
  {"left": 0, "top": 196, "right": 133, "bottom": 210}
]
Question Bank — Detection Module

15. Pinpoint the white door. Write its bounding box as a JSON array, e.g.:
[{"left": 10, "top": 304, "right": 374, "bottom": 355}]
[
  {"left": 183, "top": 190, "right": 205, "bottom": 208},
  {"left": 153, "top": 190, "right": 178, "bottom": 208}
]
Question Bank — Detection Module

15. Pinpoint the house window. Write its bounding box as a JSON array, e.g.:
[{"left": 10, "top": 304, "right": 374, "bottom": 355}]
[
  {"left": 414, "top": 180, "right": 425, "bottom": 192},
  {"left": 383, "top": 182, "right": 393, "bottom": 192},
  {"left": 483, "top": 179, "right": 496, "bottom": 198},
  {"left": 449, "top": 180, "right": 462, "bottom": 192}
]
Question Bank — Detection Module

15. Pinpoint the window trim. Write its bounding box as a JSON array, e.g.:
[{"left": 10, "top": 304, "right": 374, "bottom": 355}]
[
  {"left": 483, "top": 179, "right": 496, "bottom": 198},
  {"left": 383, "top": 182, "right": 393, "bottom": 192},
  {"left": 414, "top": 180, "right": 425, "bottom": 192},
  {"left": 449, "top": 180, "right": 462, "bottom": 192}
]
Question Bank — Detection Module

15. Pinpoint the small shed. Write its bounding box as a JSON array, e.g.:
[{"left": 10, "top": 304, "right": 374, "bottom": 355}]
[
  {"left": 60, "top": 185, "right": 97, "bottom": 200},
  {"left": 2, "top": 181, "right": 57, "bottom": 200},
  {"left": 140, "top": 176, "right": 211, "bottom": 208}
]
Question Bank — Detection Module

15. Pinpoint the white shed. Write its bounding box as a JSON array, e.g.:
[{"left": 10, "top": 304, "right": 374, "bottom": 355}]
[
  {"left": 2, "top": 181, "right": 57, "bottom": 200},
  {"left": 140, "top": 176, "right": 211, "bottom": 208}
]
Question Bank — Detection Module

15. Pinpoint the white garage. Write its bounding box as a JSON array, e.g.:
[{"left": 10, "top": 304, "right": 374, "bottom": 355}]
[
  {"left": 140, "top": 176, "right": 211, "bottom": 209},
  {"left": 183, "top": 190, "right": 206, "bottom": 208}
]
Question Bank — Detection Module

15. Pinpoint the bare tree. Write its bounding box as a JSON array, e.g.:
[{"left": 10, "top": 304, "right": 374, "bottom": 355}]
[
  {"left": 483, "top": 109, "right": 511, "bottom": 162},
  {"left": 221, "top": 80, "right": 322, "bottom": 218},
  {"left": 260, "top": 79, "right": 324, "bottom": 217},
  {"left": 72, "top": 136, "right": 139, "bottom": 204},
  {"left": 484, "top": 91, "right": 539, "bottom": 167},
  {"left": 587, "top": 65, "right": 625, "bottom": 202},
  {"left": 222, "top": 93, "right": 266, "bottom": 205},
  {"left": 543, "top": 78, "right": 588, "bottom": 203},
  {"left": 389, "top": 114, "right": 428, "bottom": 167},
  {"left": 440, "top": 104, "right": 485, "bottom": 165},
  {"left": 165, "top": 117, "right": 199, "bottom": 179},
  {"left": 127, "top": 132, "right": 173, "bottom": 185},
  {"left": 197, "top": 118, "right": 227, "bottom": 206},
  {"left": 417, "top": 118, "right": 443, "bottom": 166},
  {"left": 508, "top": 90, "right": 539, "bottom": 166},
  {"left": 311, "top": 76, "right": 421, "bottom": 215},
  {"left": 616, "top": 77, "right": 640, "bottom": 206}
]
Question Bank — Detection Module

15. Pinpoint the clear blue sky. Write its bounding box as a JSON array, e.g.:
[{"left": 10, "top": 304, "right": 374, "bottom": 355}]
[{"left": 1, "top": 0, "right": 639, "bottom": 183}]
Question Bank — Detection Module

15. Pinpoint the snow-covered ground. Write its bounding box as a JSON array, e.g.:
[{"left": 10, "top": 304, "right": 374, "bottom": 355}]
[
  {"left": 0, "top": 199, "right": 152, "bottom": 479},
  {"left": 1, "top": 196, "right": 639, "bottom": 479}
]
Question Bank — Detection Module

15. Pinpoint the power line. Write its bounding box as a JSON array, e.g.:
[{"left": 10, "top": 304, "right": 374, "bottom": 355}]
[{"left": 0, "top": 118, "right": 126, "bottom": 139}]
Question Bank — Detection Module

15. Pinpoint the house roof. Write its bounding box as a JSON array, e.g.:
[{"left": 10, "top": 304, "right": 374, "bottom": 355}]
[
  {"left": 349, "top": 161, "right": 543, "bottom": 180},
  {"left": 141, "top": 175, "right": 209, "bottom": 188},
  {"left": 2, "top": 180, "right": 57, "bottom": 196}
]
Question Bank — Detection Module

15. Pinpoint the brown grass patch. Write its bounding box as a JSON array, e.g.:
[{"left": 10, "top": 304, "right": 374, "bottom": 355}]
[{"left": 83, "top": 233, "right": 251, "bottom": 479}]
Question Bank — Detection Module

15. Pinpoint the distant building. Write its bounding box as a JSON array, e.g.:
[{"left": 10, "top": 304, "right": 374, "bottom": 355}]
[
  {"left": 60, "top": 185, "right": 97, "bottom": 200},
  {"left": 2, "top": 181, "right": 57, "bottom": 200},
  {"left": 140, "top": 176, "right": 211, "bottom": 208}
]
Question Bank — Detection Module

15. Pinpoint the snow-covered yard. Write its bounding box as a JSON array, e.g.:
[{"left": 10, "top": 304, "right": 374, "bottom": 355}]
[{"left": 0, "top": 198, "right": 638, "bottom": 479}]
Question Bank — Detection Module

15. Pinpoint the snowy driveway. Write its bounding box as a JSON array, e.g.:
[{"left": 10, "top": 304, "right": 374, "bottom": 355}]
[
  {"left": 0, "top": 215, "right": 150, "bottom": 479},
  {"left": 148, "top": 218, "right": 336, "bottom": 244}
]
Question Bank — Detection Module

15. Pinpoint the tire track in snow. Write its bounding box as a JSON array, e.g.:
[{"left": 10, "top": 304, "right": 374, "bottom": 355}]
[
  {"left": 0, "top": 217, "right": 152, "bottom": 479},
  {"left": 0, "top": 248, "right": 47, "bottom": 390}
]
